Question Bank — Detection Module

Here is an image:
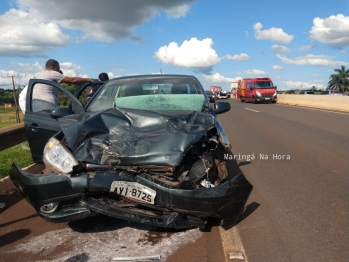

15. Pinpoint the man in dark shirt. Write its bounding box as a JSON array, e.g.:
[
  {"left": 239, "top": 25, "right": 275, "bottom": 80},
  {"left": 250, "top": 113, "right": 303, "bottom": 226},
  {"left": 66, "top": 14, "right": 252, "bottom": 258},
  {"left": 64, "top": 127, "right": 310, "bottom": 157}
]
[{"left": 86, "top": 72, "right": 109, "bottom": 102}]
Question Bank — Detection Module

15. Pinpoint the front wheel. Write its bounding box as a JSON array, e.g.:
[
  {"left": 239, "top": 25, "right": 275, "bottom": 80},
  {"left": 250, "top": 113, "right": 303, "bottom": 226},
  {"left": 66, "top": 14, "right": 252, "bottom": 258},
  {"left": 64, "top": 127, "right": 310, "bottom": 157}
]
[
  {"left": 240, "top": 97, "right": 244, "bottom": 103},
  {"left": 252, "top": 97, "right": 257, "bottom": 104},
  {"left": 272, "top": 100, "right": 277, "bottom": 103}
]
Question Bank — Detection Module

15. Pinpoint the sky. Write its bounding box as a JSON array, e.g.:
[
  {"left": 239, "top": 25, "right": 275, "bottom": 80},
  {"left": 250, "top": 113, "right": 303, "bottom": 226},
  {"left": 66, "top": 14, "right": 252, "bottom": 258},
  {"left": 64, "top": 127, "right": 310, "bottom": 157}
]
[{"left": 0, "top": 0, "right": 348, "bottom": 91}]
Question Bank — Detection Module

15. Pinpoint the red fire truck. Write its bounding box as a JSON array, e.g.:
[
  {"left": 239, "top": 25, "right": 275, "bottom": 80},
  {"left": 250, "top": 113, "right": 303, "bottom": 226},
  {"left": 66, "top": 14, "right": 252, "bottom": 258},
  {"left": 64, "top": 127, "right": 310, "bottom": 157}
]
[{"left": 237, "top": 78, "right": 277, "bottom": 103}]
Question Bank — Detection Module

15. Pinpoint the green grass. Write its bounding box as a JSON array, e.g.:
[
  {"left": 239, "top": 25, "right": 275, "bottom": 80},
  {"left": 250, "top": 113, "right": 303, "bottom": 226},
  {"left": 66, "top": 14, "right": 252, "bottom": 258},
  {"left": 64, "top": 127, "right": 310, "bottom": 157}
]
[
  {"left": 0, "top": 107, "right": 24, "bottom": 128},
  {"left": 0, "top": 141, "right": 33, "bottom": 179},
  {"left": 0, "top": 106, "right": 30, "bottom": 178},
  {"left": 0, "top": 105, "right": 33, "bottom": 178},
  {"left": 0, "top": 107, "right": 33, "bottom": 178}
]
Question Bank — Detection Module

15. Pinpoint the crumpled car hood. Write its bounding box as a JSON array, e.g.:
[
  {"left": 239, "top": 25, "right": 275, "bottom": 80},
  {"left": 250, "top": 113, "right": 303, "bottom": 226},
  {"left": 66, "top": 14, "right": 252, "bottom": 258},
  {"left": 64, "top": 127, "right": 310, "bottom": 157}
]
[{"left": 59, "top": 108, "right": 216, "bottom": 166}]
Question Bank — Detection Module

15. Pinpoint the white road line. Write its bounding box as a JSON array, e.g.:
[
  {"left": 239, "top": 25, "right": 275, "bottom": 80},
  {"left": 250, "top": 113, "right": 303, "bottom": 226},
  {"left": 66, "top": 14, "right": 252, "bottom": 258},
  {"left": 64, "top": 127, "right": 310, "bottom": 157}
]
[{"left": 244, "top": 108, "right": 260, "bottom": 113}]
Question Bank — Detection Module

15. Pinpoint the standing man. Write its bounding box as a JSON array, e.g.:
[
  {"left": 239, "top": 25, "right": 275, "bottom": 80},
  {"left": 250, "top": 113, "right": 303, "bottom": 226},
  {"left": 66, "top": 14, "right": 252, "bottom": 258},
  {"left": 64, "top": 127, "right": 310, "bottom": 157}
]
[{"left": 33, "top": 59, "right": 93, "bottom": 106}]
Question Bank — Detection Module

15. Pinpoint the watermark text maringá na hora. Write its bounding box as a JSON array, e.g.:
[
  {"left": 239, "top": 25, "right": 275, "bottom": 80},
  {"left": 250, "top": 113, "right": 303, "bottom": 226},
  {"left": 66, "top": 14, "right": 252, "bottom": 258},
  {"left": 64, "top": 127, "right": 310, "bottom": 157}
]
[{"left": 224, "top": 153, "right": 291, "bottom": 161}]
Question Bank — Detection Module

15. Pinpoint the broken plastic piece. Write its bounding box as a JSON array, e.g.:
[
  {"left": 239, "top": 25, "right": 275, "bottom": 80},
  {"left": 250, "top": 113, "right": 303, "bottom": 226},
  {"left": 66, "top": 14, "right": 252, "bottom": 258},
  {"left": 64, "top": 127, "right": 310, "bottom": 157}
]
[{"left": 109, "top": 254, "right": 161, "bottom": 262}]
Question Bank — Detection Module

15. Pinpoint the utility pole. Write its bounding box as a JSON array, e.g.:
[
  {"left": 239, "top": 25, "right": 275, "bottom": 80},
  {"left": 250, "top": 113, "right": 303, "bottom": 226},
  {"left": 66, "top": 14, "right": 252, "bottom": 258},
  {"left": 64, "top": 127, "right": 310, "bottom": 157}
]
[{"left": 9, "top": 74, "right": 20, "bottom": 123}]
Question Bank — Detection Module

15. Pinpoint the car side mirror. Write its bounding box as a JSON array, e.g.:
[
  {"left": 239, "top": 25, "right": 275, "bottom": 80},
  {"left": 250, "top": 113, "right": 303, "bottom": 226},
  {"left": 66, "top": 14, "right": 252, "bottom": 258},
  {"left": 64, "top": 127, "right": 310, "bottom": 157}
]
[
  {"left": 214, "top": 102, "right": 230, "bottom": 115},
  {"left": 50, "top": 108, "right": 73, "bottom": 119},
  {"left": 275, "top": 86, "right": 277, "bottom": 90}
]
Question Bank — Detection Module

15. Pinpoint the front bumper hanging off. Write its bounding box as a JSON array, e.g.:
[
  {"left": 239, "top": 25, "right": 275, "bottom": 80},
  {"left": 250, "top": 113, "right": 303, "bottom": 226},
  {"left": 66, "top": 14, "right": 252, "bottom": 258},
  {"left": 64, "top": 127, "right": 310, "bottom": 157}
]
[{"left": 10, "top": 162, "right": 252, "bottom": 229}]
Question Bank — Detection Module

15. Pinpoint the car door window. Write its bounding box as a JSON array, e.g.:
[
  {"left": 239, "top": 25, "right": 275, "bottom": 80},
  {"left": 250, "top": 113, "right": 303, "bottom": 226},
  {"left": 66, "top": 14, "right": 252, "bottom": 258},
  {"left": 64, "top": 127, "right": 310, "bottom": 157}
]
[{"left": 75, "top": 82, "right": 106, "bottom": 105}]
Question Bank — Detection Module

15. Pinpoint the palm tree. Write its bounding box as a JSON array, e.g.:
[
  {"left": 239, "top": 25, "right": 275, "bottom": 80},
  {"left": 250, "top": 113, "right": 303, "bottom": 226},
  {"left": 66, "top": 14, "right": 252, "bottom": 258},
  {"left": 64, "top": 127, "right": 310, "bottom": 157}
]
[{"left": 328, "top": 65, "right": 349, "bottom": 93}]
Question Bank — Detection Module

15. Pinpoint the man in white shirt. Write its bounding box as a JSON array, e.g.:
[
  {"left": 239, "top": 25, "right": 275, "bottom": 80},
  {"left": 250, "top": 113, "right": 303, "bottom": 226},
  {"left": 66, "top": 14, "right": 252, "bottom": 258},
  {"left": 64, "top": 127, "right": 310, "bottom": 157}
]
[
  {"left": 19, "top": 59, "right": 93, "bottom": 113},
  {"left": 33, "top": 59, "right": 93, "bottom": 106}
]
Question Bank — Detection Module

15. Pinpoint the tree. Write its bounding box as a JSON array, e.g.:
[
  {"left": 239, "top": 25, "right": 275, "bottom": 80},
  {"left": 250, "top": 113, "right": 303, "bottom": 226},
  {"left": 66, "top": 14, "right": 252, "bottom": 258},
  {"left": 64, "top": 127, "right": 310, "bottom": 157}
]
[
  {"left": 60, "top": 83, "right": 81, "bottom": 95},
  {"left": 328, "top": 65, "right": 349, "bottom": 93}
]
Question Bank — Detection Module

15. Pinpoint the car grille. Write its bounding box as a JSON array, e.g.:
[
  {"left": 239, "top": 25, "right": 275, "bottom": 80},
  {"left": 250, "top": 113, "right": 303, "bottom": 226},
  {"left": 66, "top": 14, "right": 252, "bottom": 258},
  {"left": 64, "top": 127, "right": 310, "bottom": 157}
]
[{"left": 261, "top": 94, "right": 273, "bottom": 98}]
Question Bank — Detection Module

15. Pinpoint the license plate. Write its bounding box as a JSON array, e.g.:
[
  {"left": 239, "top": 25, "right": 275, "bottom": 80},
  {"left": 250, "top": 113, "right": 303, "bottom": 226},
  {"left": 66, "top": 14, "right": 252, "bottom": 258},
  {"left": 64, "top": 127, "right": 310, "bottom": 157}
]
[
  {"left": 265, "top": 97, "right": 270, "bottom": 100},
  {"left": 110, "top": 181, "right": 156, "bottom": 204}
]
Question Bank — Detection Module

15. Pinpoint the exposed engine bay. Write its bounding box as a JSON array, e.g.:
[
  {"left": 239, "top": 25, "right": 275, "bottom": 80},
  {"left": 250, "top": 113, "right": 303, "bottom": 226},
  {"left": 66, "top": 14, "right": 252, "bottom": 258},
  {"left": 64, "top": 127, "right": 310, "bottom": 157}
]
[{"left": 45, "top": 129, "right": 229, "bottom": 190}]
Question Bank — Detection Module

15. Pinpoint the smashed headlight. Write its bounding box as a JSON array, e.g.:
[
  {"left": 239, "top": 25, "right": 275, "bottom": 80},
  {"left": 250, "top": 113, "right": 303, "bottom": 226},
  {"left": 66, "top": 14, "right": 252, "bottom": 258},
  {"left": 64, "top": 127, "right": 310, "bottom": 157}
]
[{"left": 43, "top": 138, "right": 78, "bottom": 173}]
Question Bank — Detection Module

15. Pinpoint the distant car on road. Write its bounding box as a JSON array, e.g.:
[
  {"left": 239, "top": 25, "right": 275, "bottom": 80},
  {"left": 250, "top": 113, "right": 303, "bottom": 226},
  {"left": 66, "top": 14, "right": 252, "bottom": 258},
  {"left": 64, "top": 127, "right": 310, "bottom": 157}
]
[
  {"left": 217, "top": 91, "right": 228, "bottom": 99},
  {"left": 321, "top": 90, "right": 343, "bottom": 96},
  {"left": 205, "top": 90, "right": 216, "bottom": 103},
  {"left": 300, "top": 91, "right": 315, "bottom": 95}
]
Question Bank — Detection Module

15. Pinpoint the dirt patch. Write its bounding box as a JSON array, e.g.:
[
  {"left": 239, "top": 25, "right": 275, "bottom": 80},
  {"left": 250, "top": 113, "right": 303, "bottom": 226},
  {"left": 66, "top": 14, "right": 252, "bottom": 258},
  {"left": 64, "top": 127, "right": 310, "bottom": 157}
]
[{"left": 137, "top": 231, "right": 173, "bottom": 246}]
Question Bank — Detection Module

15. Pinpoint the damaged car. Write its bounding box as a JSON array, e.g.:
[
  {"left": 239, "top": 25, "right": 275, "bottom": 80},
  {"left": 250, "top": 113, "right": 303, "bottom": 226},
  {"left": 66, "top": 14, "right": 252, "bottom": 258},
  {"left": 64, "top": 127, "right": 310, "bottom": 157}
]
[{"left": 10, "top": 74, "right": 252, "bottom": 230}]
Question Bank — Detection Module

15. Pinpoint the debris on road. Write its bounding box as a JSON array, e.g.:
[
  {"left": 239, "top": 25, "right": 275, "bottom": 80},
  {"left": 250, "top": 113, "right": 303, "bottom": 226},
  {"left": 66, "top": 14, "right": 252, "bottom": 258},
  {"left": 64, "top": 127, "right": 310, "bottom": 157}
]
[{"left": 110, "top": 254, "right": 161, "bottom": 261}]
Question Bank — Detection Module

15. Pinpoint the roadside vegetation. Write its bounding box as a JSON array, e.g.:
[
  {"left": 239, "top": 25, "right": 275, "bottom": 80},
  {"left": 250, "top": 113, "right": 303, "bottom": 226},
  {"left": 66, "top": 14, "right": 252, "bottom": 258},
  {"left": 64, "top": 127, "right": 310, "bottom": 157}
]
[
  {"left": 0, "top": 142, "right": 32, "bottom": 179},
  {"left": 328, "top": 65, "right": 349, "bottom": 93}
]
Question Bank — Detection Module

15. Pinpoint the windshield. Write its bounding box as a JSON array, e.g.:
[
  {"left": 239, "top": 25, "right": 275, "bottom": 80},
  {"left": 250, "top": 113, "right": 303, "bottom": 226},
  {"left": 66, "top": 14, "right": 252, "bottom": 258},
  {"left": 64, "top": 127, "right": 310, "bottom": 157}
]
[
  {"left": 255, "top": 81, "right": 274, "bottom": 88},
  {"left": 88, "top": 76, "right": 207, "bottom": 112}
]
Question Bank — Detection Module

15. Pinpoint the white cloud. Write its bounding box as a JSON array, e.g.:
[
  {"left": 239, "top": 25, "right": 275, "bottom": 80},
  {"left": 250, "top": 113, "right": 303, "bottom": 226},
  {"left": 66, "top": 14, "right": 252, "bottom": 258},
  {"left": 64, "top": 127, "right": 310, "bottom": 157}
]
[
  {"left": 273, "top": 65, "right": 283, "bottom": 70},
  {"left": 10, "top": 61, "right": 43, "bottom": 73},
  {"left": 276, "top": 54, "right": 349, "bottom": 66},
  {"left": 253, "top": 22, "right": 294, "bottom": 44},
  {"left": 283, "top": 80, "right": 324, "bottom": 89},
  {"left": 59, "top": 62, "right": 88, "bottom": 77},
  {"left": 0, "top": 9, "right": 70, "bottom": 57},
  {"left": 166, "top": 4, "right": 191, "bottom": 18},
  {"left": 202, "top": 73, "right": 241, "bottom": 83},
  {"left": 2, "top": 0, "right": 196, "bottom": 57},
  {"left": 225, "top": 53, "right": 250, "bottom": 61},
  {"left": 298, "top": 44, "right": 315, "bottom": 51},
  {"left": 243, "top": 69, "right": 269, "bottom": 75},
  {"left": 271, "top": 45, "right": 291, "bottom": 54},
  {"left": 154, "top": 38, "right": 221, "bottom": 73},
  {"left": 0, "top": 61, "right": 90, "bottom": 88},
  {"left": 310, "top": 14, "right": 349, "bottom": 48},
  {"left": 0, "top": 70, "right": 34, "bottom": 88},
  {"left": 17, "top": 0, "right": 195, "bottom": 41}
]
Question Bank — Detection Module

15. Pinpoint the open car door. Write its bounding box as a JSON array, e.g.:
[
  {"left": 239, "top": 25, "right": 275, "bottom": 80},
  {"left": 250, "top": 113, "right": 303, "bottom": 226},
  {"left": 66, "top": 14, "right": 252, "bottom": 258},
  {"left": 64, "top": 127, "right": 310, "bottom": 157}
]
[{"left": 24, "top": 79, "right": 84, "bottom": 163}]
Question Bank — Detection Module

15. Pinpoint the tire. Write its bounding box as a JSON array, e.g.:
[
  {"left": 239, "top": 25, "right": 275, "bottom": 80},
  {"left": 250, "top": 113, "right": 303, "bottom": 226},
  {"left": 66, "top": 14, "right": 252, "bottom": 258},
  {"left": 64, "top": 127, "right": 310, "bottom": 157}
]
[
  {"left": 272, "top": 100, "right": 277, "bottom": 103},
  {"left": 240, "top": 97, "right": 244, "bottom": 102},
  {"left": 252, "top": 97, "right": 257, "bottom": 104}
]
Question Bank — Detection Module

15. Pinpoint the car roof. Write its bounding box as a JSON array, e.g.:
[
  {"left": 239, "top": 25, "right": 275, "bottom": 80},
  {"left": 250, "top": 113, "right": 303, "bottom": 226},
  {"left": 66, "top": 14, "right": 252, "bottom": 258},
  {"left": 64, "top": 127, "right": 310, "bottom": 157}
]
[{"left": 109, "top": 74, "right": 198, "bottom": 82}]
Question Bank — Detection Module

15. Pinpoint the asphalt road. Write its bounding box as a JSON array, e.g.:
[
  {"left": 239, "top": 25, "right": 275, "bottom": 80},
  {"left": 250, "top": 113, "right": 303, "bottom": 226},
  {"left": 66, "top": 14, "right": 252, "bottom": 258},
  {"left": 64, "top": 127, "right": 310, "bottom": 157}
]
[
  {"left": 1, "top": 99, "right": 348, "bottom": 262},
  {"left": 217, "top": 99, "right": 349, "bottom": 262}
]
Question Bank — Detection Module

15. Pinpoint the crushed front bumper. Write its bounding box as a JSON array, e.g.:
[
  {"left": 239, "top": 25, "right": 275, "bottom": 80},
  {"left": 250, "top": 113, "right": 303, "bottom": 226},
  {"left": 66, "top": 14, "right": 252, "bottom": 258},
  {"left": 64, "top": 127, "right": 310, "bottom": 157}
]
[{"left": 10, "top": 162, "right": 252, "bottom": 229}]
